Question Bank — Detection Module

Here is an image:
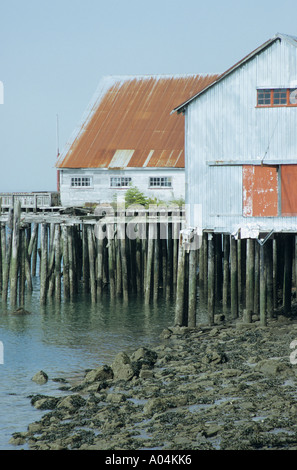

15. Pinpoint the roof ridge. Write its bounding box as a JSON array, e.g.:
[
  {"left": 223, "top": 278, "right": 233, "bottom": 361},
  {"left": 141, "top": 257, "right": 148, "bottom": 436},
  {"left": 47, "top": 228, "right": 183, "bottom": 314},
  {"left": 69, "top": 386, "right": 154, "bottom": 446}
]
[
  {"left": 274, "top": 32, "right": 297, "bottom": 45},
  {"left": 172, "top": 33, "right": 297, "bottom": 114}
]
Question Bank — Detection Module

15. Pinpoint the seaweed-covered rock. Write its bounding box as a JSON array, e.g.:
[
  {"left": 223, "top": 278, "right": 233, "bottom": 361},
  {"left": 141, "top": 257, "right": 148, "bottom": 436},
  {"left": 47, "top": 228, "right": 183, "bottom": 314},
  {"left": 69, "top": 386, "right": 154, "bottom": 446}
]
[
  {"left": 111, "top": 352, "right": 135, "bottom": 381},
  {"left": 32, "top": 370, "right": 48, "bottom": 385},
  {"left": 83, "top": 365, "right": 113, "bottom": 384}
]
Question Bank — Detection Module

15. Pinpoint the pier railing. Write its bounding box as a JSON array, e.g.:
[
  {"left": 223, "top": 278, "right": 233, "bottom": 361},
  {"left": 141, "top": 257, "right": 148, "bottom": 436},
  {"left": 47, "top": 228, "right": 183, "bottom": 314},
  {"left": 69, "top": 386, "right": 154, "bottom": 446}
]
[{"left": 0, "top": 192, "right": 60, "bottom": 212}]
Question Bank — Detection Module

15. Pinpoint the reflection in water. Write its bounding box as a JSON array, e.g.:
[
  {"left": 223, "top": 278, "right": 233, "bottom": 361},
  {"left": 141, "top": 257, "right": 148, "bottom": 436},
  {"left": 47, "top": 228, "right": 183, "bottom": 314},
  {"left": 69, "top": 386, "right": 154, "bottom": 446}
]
[{"left": 0, "top": 277, "right": 176, "bottom": 449}]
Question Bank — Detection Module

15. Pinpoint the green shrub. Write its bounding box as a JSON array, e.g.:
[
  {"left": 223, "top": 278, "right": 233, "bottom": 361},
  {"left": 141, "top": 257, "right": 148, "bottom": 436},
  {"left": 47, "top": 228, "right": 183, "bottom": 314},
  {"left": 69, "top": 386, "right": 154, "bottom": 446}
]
[{"left": 124, "top": 186, "right": 149, "bottom": 207}]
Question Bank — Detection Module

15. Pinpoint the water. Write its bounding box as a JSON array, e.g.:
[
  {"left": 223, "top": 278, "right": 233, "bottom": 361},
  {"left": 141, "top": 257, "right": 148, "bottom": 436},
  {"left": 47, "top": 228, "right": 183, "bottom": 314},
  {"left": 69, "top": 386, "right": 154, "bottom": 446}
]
[{"left": 0, "top": 278, "right": 175, "bottom": 450}]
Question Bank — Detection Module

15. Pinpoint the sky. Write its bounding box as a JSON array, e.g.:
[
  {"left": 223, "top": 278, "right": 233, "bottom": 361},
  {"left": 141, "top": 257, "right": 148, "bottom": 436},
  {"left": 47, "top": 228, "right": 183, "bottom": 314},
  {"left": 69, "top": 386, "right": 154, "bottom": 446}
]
[{"left": 0, "top": 0, "right": 296, "bottom": 193}]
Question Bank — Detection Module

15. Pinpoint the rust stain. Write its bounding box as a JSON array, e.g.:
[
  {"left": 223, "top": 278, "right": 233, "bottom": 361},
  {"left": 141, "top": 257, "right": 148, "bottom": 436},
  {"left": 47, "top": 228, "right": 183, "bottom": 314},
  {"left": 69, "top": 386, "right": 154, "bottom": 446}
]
[
  {"left": 281, "top": 165, "right": 297, "bottom": 216},
  {"left": 243, "top": 165, "right": 278, "bottom": 217},
  {"left": 57, "top": 74, "right": 219, "bottom": 169}
]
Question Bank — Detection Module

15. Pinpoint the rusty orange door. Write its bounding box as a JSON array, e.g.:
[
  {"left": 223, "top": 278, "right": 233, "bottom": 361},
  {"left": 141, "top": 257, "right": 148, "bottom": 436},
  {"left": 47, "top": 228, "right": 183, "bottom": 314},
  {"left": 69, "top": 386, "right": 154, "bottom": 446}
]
[
  {"left": 281, "top": 165, "right": 297, "bottom": 216},
  {"left": 243, "top": 165, "right": 278, "bottom": 217}
]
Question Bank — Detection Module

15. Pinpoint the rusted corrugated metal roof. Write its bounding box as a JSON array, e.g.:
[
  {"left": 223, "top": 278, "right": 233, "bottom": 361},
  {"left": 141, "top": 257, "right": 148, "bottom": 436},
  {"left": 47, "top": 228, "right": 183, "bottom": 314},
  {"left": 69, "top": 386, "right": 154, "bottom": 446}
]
[{"left": 56, "top": 74, "right": 219, "bottom": 169}]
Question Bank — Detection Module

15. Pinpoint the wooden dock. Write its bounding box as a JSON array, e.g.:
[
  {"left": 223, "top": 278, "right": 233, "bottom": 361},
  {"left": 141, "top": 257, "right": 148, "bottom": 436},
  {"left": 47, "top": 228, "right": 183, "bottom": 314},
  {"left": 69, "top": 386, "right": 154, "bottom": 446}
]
[{"left": 0, "top": 201, "right": 187, "bottom": 311}]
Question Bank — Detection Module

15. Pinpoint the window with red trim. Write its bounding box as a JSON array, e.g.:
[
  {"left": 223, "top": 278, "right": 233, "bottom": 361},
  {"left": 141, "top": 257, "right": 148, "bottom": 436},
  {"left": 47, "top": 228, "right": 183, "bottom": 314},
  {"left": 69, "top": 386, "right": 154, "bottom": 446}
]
[{"left": 257, "top": 88, "right": 297, "bottom": 107}]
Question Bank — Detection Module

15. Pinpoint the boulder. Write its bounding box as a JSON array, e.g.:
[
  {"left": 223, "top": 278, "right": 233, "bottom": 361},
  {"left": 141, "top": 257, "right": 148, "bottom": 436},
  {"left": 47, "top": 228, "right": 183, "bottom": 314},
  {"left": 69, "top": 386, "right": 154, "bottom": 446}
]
[
  {"left": 254, "top": 358, "right": 293, "bottom": 376},
  {"left": 111, "top": 352, "right": 135, "bottom": 381},
  {"left": 57, "top": 394, "right": 86, "bottom": 411},
  {"left": 131, "top": 347, "right": 158, "bottom": 369},
  {"left": 32, "top": 370, "right": 48, "bottom": 385},
  {"left": 31, "top": 396, "right": 59, "bottom": 410},
  {"left": 83, "top": 365, "right": 113, "bottom": 383},
  {"left": 143, "top": 397, "right": 171, "bottom": 416},
  {"left": 202, "top": 350, "right": 228, "bottom": 365}
]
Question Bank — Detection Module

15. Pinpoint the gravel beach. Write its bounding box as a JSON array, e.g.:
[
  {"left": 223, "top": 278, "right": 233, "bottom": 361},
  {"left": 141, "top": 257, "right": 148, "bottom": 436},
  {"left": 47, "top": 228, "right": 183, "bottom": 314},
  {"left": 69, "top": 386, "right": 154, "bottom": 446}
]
[{"left": 9, "top": 313, "right": 297, "bottom": 451}]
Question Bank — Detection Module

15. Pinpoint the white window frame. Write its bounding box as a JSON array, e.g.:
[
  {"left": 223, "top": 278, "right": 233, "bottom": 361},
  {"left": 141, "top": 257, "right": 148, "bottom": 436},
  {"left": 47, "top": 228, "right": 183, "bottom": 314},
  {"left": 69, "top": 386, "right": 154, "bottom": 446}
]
[
  {"left": 70, "top": 176, "right": 93, "bottom": 188},
  {"left": 110, "top": 177, "right": 132, "bottom": 188},
  {"left": 149, "top": 176, "right": 172, "bottom": 188}
]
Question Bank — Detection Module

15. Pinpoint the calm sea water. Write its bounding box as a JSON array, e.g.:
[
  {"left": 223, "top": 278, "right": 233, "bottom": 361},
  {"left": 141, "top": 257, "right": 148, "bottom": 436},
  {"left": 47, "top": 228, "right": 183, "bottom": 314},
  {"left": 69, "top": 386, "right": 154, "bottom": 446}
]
[{"left": 0, "top": 277, "right": 176, "bottom": 450}]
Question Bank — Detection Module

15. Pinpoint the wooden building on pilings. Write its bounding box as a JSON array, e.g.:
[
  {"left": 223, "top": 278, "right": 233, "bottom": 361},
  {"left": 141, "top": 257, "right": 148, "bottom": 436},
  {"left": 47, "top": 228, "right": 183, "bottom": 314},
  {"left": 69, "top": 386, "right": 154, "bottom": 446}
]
[{"left": 173, "top": 33, "right": 297, "bottom": 327}]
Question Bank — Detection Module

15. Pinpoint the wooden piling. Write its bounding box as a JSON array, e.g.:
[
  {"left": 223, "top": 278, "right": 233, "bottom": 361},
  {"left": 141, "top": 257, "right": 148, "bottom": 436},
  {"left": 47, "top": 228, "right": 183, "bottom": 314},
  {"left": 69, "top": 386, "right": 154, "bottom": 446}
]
[
  {"left": 120, "top": 223, "right": 129, "bottom": 303},
  {"left": 18, "top": 229, "right": 25, "bottom": 306},
  {"left": 116, "top": 236, "right": 122, "bottom": 297},
  {"left": 273, "top": 238, "right": 278, "bottom": 310},
  {"left": 153, "top": 223, "right": 160, "bottom": 303},
  {"left": 245, "top": 238, "right": 255, "bottom": 323},
  {"left": 62, "top": 224, "right": 70, "bottom": 300},
  {"left": 260, "top": 243, "right": 267, "bottom": 326},
  {"left": 230, "top": 236, "right": 238, "bottom": 319},
  {"left": 145, "top": 222, "right": 155, "bottom": 304},
  {"left": 166, "top": 222, "right": 173, "bottom": 299},
  {"left": 208, "top": 233, "right": 215, "bottom": 325},
  {"left": 82, "top": 224, "right": 89, "bottom": 293},
  {"left": 54, "top": 224, "right": 61, "bottom": 302},
  {"left": 67, "top": 226, "right": 75, "bottom": 299},
  {"left": 266, "top": 239, "right": 274, "bottom": 318},
  {"left": 48, "top": 224, "right": 56, "bottom": 298},
  {"left": 161, "top": 236, "right": 167, "bottom": 296},
  {"left": 222, "top": 234, "right": 230, "bottom": 314},
  {"left": 40, "top": 223, "right": 48, "bottom": 306},
  {"left": 188, "top": 247, "right": 197, "bottom": 327},
  {"left": 2, "top": 209, "right": 13, "bottom": 303},
  {"left": 87, "top": 224, "right": 96, "bottom": 303},
  {"left": 254, "top": 241, "right": 260, "bottom": 315},
  {"left": 10, "top": 201, "right": 21, "bottom": 307},
  {"left": 107, "top": 223, "right": 116, "bottom": 299},
  {"left": 175, "top": 238, "right": 186, "bottom": 326},
  {"left": 283, "top": 234, "right": 293, "bottom": 314},
  {"left": 215, "top": 234, "right": 223, "bottom": 304},
  {"left": 96, "top": 234, "right": 104, "bottom": 299},
  {"left": 24, "top": 226, "right": 33, "bottom": 293}
]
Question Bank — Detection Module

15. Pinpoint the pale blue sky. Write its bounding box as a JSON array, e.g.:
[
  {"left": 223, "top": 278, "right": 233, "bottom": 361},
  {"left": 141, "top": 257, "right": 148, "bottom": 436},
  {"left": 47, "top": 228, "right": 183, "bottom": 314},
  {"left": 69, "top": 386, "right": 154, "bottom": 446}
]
[{"left": 0, "top": 0, "right": 296, "bottom": 192}]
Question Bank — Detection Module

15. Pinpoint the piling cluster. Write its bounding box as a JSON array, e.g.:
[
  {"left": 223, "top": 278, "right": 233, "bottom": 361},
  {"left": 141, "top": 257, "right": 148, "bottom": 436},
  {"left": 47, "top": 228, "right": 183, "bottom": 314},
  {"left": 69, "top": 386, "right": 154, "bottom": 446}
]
[
  {"left": 175, "top": 231, "right": 297, "bottom": 327},
  {"left": 0, "top": 202, "right": 184, "bottom": 309},
  {"left": 0, "top": 201, "right": 296, "bottom": 327}
]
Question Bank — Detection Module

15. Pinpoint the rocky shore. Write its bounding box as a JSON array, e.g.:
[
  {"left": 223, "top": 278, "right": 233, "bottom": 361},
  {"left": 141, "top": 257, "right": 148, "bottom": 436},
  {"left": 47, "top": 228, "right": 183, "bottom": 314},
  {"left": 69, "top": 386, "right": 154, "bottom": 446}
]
[{"left": 9, "top": 314, "right": 297, "bottom": 450}]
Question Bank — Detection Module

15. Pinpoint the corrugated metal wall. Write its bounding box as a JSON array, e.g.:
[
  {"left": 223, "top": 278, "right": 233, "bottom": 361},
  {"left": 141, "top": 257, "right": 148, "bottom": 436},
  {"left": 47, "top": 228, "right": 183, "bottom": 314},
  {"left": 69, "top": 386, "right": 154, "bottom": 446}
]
[{"left": 186, "top": 39, "right": 297, "bottom": 235}]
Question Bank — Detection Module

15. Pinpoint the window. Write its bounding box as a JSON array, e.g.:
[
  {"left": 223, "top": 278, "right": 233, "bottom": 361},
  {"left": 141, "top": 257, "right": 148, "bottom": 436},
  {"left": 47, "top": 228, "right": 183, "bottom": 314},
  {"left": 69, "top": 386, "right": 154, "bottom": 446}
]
[
  {"left": 273, "top": 89, "right": 287, "bottom": 105},
  {"left": 257, "top": 88, "right": 297, "bottom": 107},
  {"left": 110, "top": 177, "right": 132, "bottom": 187},
  {"left": 149, "top": 177, "right": 172, "bottom": 188},
  {"left": 257, "top": 89, "right": 271, "bottom": 106},
  {"left": 71, "top": 177, "right": 92, "bottom": 187}
]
